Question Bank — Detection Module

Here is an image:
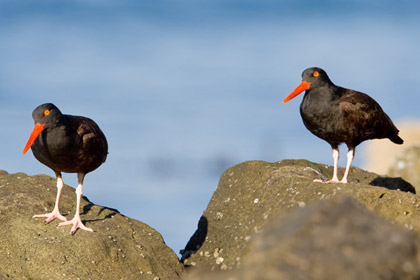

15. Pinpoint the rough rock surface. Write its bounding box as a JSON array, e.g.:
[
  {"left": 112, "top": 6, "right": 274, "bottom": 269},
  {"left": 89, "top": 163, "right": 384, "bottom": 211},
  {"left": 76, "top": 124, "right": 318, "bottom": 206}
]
[
  {"left": 0, "top": 171, "right": 184, "bottom": 280},
  {"left": 181, "top": 160, "right": 420, "bottom": 272},
  {"left": 388, "top": 145, "right": 420, "bottom": 193},
  {"left": 185, "top": 195, "right": 420, "bottom": 280}
]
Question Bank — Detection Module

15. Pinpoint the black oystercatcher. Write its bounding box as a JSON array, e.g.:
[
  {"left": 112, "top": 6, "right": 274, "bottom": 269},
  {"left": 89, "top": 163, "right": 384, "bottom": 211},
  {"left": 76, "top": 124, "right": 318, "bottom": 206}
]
[
  {"left": 23, "top": 103, "right": 108, "bottom": 234},
  {"left": 283, "top": 67, "right": 403, "bottom": 183}
]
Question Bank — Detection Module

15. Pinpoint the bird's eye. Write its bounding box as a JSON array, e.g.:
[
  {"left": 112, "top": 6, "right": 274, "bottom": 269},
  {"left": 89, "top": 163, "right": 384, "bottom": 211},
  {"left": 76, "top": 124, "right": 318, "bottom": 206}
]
[
  {"left": 313, "top": 71, "right": 319, "bottom": 77},
  {"left": 44, "top": 109, "right": 50, "bottom": 116}
]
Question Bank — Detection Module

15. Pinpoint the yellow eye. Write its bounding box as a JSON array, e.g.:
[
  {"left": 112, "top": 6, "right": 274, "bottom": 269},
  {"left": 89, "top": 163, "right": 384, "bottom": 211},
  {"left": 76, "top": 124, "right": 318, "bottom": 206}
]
[
  {"left": 44, "top": 109, "right": 50, "bottom": 116},
  {"left": 313, "top": 71, "right": 319, "bottom": 77}
]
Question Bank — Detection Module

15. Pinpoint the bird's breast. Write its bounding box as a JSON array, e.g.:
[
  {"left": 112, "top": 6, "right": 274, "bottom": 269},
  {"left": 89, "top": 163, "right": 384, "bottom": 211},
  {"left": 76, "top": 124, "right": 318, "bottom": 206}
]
[
  {"left": 299, "top": 91, "right": 347, "bottom": 144},
  {"left": 31, "top": 127, "right": 81, "bottom": 171}
]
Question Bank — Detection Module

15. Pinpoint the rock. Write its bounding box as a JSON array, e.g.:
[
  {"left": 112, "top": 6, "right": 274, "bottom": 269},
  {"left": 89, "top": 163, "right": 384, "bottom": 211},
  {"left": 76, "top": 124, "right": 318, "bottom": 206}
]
[
  {"left": 181, "top": 160, "right": 419, "bottom": 271},
  {"left": 184, "top": 195, "right": 420, "bottom": 280},
  {"left": 388, "top": 145, "right": 420, "bottom": 193},
  {"left": 0, "top": 171, "right": 184, "bottom": 279}
]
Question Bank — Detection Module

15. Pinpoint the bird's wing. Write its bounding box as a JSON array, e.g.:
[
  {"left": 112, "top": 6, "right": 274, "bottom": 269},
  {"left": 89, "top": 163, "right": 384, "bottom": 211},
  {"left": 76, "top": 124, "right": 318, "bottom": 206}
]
[
  {"left": 75, "top": 117, "right": 98, "bottom": 142},
  {"left": 73, "top": 116, "right": 108, "bottom": 162},
  {"left": 338, "top": 88, "right": 398, "bottom": 136}
]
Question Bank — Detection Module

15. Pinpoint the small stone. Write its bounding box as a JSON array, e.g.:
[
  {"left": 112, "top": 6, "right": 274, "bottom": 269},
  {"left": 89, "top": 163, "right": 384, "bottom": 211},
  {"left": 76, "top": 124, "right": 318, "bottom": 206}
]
[{"left": 397, "top": 161, "right": 406, "bottom": 169}]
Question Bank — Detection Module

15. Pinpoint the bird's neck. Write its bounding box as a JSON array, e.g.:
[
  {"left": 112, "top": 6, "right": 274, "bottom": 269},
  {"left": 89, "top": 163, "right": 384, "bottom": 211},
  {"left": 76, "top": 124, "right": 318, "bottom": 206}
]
[
  {"left": 304, "top": 83, "right": 339, "bottom": 103},
  {"left": 44, "top": 116, "right": 73, "bottom": 135}
]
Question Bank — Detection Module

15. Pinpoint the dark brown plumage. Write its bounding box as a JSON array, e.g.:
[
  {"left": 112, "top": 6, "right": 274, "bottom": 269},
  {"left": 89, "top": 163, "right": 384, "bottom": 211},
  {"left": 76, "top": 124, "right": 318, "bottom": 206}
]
[
  {"left": 283, "top": 67, "right": 403, "bottom": 183},
  {"left": 23, "top": 103, "right": 108, "bottom": 234}
]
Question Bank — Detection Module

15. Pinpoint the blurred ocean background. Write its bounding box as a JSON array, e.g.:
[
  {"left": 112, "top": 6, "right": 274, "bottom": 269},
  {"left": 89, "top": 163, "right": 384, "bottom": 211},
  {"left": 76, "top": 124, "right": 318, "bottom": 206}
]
[{"left": 1, "top": 0, "right": 419, "bottom": 254}]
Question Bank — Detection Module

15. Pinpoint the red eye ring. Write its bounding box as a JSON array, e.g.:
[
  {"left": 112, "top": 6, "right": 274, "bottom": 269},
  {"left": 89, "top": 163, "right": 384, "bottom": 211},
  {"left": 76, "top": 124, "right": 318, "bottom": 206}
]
[
  {"left": 44, "top": 109, "right": 50, "bottom": 116},
  {"left": 313, "top": 71, "right": 319, "bottom": 77}
]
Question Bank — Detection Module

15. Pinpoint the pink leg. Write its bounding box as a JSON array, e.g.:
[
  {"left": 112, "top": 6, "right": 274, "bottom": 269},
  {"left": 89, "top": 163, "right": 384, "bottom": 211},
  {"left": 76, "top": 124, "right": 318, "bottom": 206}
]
[
  {"left": 340, "top": 148, "right": 355, "bottom": 184},
  {"left": 33, "top": 172, "right": 68, "bottom": 223},
  {"left": 314, "top": 147, "right": 340, "bottom": 183},
  {"left": 58, "top": 173, "right": 93, "bottom": 235}
]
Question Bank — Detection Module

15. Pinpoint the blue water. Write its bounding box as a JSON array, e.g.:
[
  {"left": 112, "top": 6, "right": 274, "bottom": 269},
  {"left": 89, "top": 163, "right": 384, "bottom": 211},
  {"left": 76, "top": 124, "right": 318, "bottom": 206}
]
[{"left": 1, "top": 1, "right": 420, "bottom": 255}]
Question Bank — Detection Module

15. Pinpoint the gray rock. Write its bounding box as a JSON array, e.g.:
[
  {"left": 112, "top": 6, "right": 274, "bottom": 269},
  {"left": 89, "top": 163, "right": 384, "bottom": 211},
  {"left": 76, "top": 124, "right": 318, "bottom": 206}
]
[
  {"left": 0, "top": 171, "right": 184, "bottom": 279},
  {"left": 181, "top": 160, "right": 419, "bottom": 271},
  {"left": 185, "top": 195, "right": 420, "bottom": 280}
]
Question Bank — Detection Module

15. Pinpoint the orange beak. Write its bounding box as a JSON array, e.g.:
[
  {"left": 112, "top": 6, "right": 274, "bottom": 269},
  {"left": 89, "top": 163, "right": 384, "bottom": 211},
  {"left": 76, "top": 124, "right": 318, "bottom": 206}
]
[
  {"left": 23, "top": 123, "right": 45, "bottom": 154},
  {"left": 283, "top": 81, "right": 311, "bottom": 103}
]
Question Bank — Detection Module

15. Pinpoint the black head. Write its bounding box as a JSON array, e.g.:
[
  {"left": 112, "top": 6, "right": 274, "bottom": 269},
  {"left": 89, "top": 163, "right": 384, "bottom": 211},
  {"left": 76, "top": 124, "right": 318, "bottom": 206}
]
[
  {"left": 283, "top": 67, "right": 333, "bottom": 103},
  {"left": 301, "top": 67, "right": 333, "bottom": 89},
  {"left": 23, "top": 103, "right": 65, "bottom": 154},
  {"left": 32, "top": 103, "right": 64, "bottom": 128}
]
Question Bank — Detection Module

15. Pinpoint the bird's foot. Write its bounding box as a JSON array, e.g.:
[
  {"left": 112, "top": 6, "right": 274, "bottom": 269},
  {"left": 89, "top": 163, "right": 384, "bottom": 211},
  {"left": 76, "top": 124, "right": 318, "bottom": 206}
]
[
  {"left": 313, "top": 178, "right": 347, "bottom": 184},
  {"left": 33, "top": 209, "right": 67, "bottom": 224},
  {"left": 58, "top": 216, "right": 93, "bottom": 235}
]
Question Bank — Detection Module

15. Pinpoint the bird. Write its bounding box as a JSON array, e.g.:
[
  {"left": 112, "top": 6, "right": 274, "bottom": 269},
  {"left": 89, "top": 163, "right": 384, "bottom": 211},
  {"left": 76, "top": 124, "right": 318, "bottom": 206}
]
[
  {"left": 23, "top": 103, "right": 108, "bottom": 234},
  {"left": 283, "top": 67, "right": 403, "bottom": 183}
]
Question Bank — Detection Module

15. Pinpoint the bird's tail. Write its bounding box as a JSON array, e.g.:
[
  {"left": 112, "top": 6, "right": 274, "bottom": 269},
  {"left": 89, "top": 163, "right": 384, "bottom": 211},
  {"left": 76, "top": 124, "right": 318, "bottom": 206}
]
[{"left": 389, "top": 134, "right": 404, "bottom": 145}]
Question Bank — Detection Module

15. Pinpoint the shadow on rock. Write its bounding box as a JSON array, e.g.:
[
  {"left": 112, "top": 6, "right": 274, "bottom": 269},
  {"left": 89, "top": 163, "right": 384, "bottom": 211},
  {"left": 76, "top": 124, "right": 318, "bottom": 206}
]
[
  {"left": 180, "top": 216, "right": 208, "bottom": 263},
  {"left": 83, "top": 204, "right": 120, "bottom": 224},
  {"left": 370, "top": 177, "right": 416, "bottom": 194}
]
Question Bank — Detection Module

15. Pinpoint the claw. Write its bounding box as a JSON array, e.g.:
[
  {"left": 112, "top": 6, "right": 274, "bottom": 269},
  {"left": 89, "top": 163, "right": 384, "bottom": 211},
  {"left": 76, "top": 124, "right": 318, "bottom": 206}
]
[
  {"left": 59, "top": 215, "right": 93, "bottom": 235},
  {"left": 313, "top": 178, "right": 345, "bottom": 184},
  {"left": 33, "top": 210, "right": 67, "bottom": 224}
]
